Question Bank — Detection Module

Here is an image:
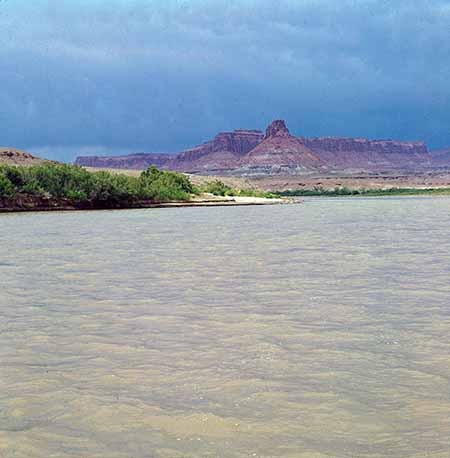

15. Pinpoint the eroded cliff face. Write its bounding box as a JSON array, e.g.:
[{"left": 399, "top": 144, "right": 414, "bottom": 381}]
[
  {"left": 167, "top": 129, "right": 264, "bottom": 172},
  {"left": 74, "top": 120, "right": 441, "bottom": 175},
  {"left": 430, "top": 148, "right": 450, "bottom": 167},
  {"left": 211, "top": 130, "right": 265, "bottom": 155},
  {"left": 299, "top": 137, "right": 431, "bottom": 171}
]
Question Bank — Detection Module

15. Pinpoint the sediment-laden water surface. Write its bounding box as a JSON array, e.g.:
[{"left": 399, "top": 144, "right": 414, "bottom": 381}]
[{"left": 1, "top": 197, "right": 450, "bottom": 458}]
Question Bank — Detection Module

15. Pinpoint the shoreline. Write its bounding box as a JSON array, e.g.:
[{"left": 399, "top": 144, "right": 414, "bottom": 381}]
[
  {"left": 2, "top": 189, "right": 450, "bottom": 213},
  {"left": 0, "top": 195, "right": 292, "bottom": 214}
]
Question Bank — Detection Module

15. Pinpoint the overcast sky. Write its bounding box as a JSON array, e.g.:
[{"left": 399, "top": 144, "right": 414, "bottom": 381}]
[{"left": 1, "top": 0, "right": 449, "bottom": 161}]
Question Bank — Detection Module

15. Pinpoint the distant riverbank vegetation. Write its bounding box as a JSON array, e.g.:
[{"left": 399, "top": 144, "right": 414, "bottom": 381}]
[
  {"left": 196, "top": 179, "right": 277, "bottom": 198},
  {"left": 279, "top": 186, "right": 450, "bottom": 197}
]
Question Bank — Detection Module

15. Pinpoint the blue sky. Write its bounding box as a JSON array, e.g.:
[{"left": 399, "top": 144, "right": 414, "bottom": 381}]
[{"left": 1, "top": 0, "right": 449, "bottom": 161}]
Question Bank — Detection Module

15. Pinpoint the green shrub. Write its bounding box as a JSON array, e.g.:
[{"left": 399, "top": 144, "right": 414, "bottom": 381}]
[
  {"left": 3, "top": 166, "right": 26, "bottom": 187},
  {"left": 0, "top": 172, "right": 15, "bottom": 197},
  {"left": 201, "top": 180, "right": 234, "bottom": 196},
  {"left": 235, "top": 189, "right": 278, "bottom": 198},
  {"left": 140, "top": 166, "right": 193, "bottom": 201},
  {"left": 198, "top": 179, "right": 277, "bottom": 198},
  {"left": 21, "top": 180, "right": 47, "bottom": 197},
  {"left": 0, "top": 163, "right": 196, "bottom": 204}
]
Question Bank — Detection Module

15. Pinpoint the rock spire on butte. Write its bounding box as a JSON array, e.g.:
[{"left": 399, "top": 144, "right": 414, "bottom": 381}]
[{"left": 264, "top": 119, "right": 291, "bottom": 139}]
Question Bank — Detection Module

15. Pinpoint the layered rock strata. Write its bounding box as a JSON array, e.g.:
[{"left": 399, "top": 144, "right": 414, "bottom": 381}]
[{"left": 75, "top": 120, "right": 441, "bottom": 175}]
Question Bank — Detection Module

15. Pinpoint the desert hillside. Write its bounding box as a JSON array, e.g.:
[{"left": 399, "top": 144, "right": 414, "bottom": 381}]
[{"left": 0, "top": 148, "right": 51, "bottom": 166}]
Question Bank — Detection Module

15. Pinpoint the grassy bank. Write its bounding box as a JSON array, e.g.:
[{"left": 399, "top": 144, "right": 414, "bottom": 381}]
[{"left": 279, "top": 186, "right": 450, "bottom": 197}]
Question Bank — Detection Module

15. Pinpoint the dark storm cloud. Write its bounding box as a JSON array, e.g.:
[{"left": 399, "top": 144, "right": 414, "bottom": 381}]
[{"left": 0, "top": 0, "right": 449, "bottom": 161}]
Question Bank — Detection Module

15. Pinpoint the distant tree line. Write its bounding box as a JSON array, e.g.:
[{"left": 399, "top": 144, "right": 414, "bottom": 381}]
[{"left": 279, "top": 186, "right": 450, "bottom": 197}]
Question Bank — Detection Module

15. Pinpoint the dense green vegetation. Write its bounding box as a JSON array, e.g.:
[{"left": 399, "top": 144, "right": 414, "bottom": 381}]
[
  {"left": 0, "top": 164, "right": 193, "bottom": 204},
  {"left": 198, "top": 179, "right": 277, "bottom": 198},
  {"left": 0, "top": 164, "right": 278, "bottom": 210},
  {"left": 279, "top": 186, "right": 450, "bottom": 197}
]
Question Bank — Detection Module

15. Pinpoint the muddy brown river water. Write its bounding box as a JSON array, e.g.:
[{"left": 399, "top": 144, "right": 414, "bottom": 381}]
[{"left": 1, "top": 197, "right": 450, "bottom": 457}]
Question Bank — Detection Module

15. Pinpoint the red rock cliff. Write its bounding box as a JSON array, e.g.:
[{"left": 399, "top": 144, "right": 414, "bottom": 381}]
[
  {"left": 75, "top": 120, "right": 436, "bottom": 174},
  {"left": 299, "top": 137, "right": 431, "bottom": 170},
  {"left": 168, "top": 129, "right": 264, "bottom": 172}
]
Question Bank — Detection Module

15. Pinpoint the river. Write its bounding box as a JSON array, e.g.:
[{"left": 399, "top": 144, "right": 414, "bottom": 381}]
[{"left": 1, "top": 197, "right": 449, "bottom": 457}]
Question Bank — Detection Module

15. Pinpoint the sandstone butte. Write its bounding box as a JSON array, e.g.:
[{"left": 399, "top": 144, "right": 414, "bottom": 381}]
[{"left": 71, "top": 119, "right": 446, "bottom": 175}]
